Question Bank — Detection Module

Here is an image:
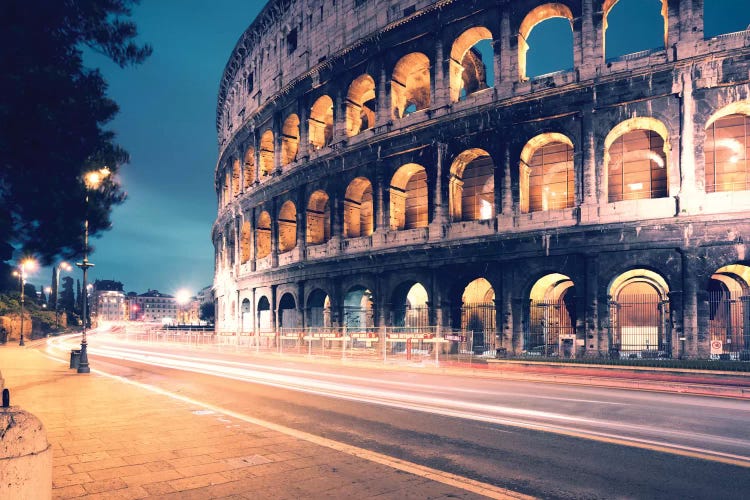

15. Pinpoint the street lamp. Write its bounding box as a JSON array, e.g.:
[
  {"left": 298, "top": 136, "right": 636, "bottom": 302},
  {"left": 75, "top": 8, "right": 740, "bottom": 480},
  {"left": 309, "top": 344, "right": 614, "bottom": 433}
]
[
  {"left": 14, "top": 258, "right": 37, "bottom": 346},
  {"left": 76, "top": 166, "right": 110, "bottom": 374},
  {"left": 176, "top": 289, "right": 190, "bottom": 326},
  {"left": 53, "top": 262, "right": 72, "bottom": 329}
]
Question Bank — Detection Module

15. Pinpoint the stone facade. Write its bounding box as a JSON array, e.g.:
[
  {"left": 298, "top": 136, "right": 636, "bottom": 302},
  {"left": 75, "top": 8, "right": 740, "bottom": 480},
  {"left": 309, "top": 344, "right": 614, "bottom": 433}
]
[{"left": 213, "top": 0, "right": 750, "bottom": 359}]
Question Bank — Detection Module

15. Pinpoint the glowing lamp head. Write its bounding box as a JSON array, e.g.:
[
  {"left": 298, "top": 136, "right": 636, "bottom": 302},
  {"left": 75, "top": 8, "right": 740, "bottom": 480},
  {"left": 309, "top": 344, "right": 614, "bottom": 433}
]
[
  {"left": 84, "top": 167, "right": 111, "bottom": 189},
  {"left": 176, "top": 289, "right": 191, "bottom": 305},
  {"left": 20, "top": 258, "right": 37, "bottom": 273}
]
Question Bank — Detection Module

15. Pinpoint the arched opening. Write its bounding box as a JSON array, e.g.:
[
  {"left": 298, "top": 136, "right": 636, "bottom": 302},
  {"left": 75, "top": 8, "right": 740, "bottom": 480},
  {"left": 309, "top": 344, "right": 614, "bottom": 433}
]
[
  {"left": 520, "top": 133, "right": 575, "bottom": 213},
  {"left": 309, "top": 95, "right": 334, "bottom": 150},
  {"left": 605, "top": 118, "right": 669, "bottom": 202},
  {"left": 307, "top": 289, "right": 331, "bottom": 328},
  {"left": 306, "top": 190, "right": 331, "bottom": 245},
  {"left": 390, "top": 163, "right": 428, "bottom": 230},
  {"left": 259, "top": 130, "right": 274, "bottom": 179},
  {"left": 705, "top": 103, "right": 750, "bottom": 193},
  {"left": 281, "top": 114, "right": 300, "bottom": 166},
  {"left": 344, "top": 177, "right": 374, "bottom": 238},
  {"left": 526, "top": 273, "right": 576, "bottom": 357},
  {"left": 278, "top": 293, "right": 299, "bottom": 329},
  {"left": 278, "top": 201, "right": 297, "bottom": 253},
  {"left": 241, "top": 298, "right": 251, "bottom": 333},
  {"left": 257, "top": 296, "right": 271, "bottom": 331},
  {"left": 240, "top": 220, "right": 251, "bottom": 264},
  {"left": 708, "top": 264, "right": 750, "bottom": 358},
  {"left": 391, "top": 52, "right": 431, "bottom": 119},
  {"left": 450, "top": 27, "right": 494, "bottom": 102},
  {"left": 449, "top": 149, "right": 495, "bottom": 221},
  {"left": 232, "top": 158, "right": 241, "bottom": 197},
  {"left": 609, "top": 269, "right": 670, "bottom": 357},
  {"left": 604, "top": 0, "right": 666, "bottom": 61},
  {"left": 392, "top": 282, "right": 429, "bottom": 328},
  {"left": 244, "top": 146, "right": 256, "bottom": 189},
  {"left": 255, "top": 211, "right": 271, "bottom": 259},
  {"left": 461, "top": 278, "right": 496, "bottom": 354},
  {"left": 518, "top": 4, "right": 574, "bottom": 80},
  {"left": 346, "top": 74, "right": 376, "bottom": 136},
  {"left": 344, "top": 286, "right": 374, "bottom": 329}
]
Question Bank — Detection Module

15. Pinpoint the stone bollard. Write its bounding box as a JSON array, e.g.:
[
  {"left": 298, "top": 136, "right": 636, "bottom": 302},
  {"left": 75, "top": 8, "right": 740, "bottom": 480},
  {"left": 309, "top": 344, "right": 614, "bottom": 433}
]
[{"left": 0, "top": 389, "right": 52, "bottom": 500}]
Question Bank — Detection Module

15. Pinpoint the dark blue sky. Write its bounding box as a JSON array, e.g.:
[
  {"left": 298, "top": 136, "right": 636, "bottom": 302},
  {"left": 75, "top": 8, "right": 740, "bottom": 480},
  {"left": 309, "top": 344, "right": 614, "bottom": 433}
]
[{"left": 32, "top": 0, "right": 750, "bottom": 296}]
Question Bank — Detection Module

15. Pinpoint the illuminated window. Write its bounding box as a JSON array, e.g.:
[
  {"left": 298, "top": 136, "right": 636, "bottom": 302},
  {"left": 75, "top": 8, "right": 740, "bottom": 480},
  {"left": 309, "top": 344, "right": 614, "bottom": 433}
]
[
  {"left": 391, "top": 53, "right": 430, "bottom": 119},
  {"left": 608, "top": 130, "right": 667, "bottom": 202},
  {"left": 705, "top": 113, "right": 749, "bottom": 193},
  {"left": 306, "top": 190, "right": 331, "bottom": 245},
  {"left": 450, "top": 149, "right": 495, "bottom": 221},
  {"left": 344, "top": 178, "right": 373, "bottom": 238},
  {"left": 390, "top": 164, "right": 428, "bottom": 230}
]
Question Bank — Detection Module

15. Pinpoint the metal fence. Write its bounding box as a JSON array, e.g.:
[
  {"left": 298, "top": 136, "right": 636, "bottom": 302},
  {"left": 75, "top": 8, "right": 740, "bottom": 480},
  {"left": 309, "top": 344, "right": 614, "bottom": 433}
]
[
  {"left": 609, "top": 294, "right": 670, "bottom": 359},
  {"left": 461, "top": 303, "right": 496, "bottom": 354},
  {"left": 708, "top": 290, "right": 750, "bottom": 359},
  {"left": 523, "top": 299, "right": 576, "bottom": 358}
]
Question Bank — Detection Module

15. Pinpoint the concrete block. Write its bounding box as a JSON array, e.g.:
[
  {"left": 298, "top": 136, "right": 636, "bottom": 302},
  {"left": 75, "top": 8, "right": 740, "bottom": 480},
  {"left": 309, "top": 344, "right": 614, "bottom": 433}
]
[{"left": 0, "top": 405, "right": 52, "bottom": 499}]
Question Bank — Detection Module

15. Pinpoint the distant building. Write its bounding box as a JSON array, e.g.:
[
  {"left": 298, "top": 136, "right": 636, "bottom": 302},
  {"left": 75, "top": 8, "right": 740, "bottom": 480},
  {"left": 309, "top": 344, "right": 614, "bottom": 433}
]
[
  {"left": 90, "top": 280, "right": 127, "bottom": 323},
  {"left": 130, "top": 289, "right": 178, "bottom": 324}
]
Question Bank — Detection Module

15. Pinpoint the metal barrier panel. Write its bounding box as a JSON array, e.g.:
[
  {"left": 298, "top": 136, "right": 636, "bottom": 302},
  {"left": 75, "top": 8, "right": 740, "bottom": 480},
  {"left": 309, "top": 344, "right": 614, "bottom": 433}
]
[
  {"left": 461, "top": 303, "right": 496, "bottom": 354},
  {"left": 609, "top": 294, "right": 670, "bottom": 359},
  {"left": 708, "top": 290, "right": 750, "bottom": 359},
  {"left": 524, "top": 299, "right": 575, "bottom": 357}
]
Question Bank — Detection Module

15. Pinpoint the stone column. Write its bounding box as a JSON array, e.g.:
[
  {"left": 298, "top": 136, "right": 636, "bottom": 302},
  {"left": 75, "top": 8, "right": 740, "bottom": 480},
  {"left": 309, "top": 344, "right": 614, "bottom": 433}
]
[
  {"left": 252, "top": 128, "right": 261, "bottom": 184},
  {"left": 377, "top": 66, "right": 390, "bottom": 126},
  {"left": 501, "top": 144, "right": 512, "bottom": 216},
  {"left": 297, "top": 189, "right": 307, "bottom": 259},
  {"left": 433, "top": 39, "right": 448, "bottom": 108},
  {"left": 500, "top": 271, "right": 514, "bottom": 350},
  {"left": 584, "top": 254, "right": 600, "bottom": 356},
  {"left": 373, "top": 165, "right": 385, "bottom": 232},
  {"left": 498, "top": 9, "right": 513, "bottom": 95},
  {"left": 578, "top": 0, "right": 598, "bottom": 80},
  {"left": 511, "top": 297, "right": 525, "bottom": 355},
  {"left": 271, "top": 285, "right": 278, "bottom": 333},
  {"left": 273, "top": 117, "right": 283, "bottom": 175},
  {"left": 430, "top": 142, "right": 448, "bottom": 239},
  {"left": 334, "top": 91, "right": 346, "bottom": 142},
  {"left": 668, "top": 290, "right": 685, "bottom": 358},
  {"left": 297, "top": 281, "right": 306, "bottom": 330},
  {"left": 677, "top": 69, "right": 704, "bottom": 214},
  {"left": 270, "top": 199, "right": 279, "bottom": 268},
  {"left": 298, "top": 103, "right": 309, "bottom": 159},
  {"left": 581, "top": 107, "right": 597, "bottom": 207}
]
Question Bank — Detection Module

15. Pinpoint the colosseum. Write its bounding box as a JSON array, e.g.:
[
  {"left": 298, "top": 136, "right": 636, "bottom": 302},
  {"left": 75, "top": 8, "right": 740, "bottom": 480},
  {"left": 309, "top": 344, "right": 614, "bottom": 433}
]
[{"left": 212, "top": 0, "right": 750, "bottom": 361}]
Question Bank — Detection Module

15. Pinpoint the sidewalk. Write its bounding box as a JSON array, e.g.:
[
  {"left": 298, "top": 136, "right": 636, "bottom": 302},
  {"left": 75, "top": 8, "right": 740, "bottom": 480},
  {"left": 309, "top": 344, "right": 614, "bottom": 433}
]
[{"left": 0, "top": 345, "right": 515, "bottom": 500}]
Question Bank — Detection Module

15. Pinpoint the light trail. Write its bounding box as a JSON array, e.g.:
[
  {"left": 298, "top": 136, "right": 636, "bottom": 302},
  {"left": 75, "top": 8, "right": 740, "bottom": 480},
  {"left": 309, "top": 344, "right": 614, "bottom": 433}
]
[{"left": 46, "top": 336, "right": 750, "bottom": 468}]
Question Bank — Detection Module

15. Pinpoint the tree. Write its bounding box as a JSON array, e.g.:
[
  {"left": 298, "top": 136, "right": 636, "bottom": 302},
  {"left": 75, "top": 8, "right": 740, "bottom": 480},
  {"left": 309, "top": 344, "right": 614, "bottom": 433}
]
[
  {"left": 200, "top": 302, "right": 215, "bottom": 324},
  {"left": 60, "top": 276, "right": 75, "bottom": 313},
  {"left": 0, "top": 1, "right": 151, "bottom": 264}
]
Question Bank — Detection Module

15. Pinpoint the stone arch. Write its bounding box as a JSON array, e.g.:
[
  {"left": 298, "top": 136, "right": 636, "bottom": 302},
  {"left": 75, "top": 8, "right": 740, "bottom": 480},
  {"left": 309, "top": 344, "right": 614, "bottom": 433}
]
[
  {"left": 278, "top": 292, "right": 299, "bottom": 328},
  {"left": 240, "top": 298, "right": 252, "bottom": 333},
  {"left": 603, "top": 0, "right": 668, "bottom": 61},
  {"left": 232, "top": 158, "right": 241, "bottom": 197},
  {"left": 257, "top": 295, "right": 272, "bottom": 330},
  {"left": 461, "top": 277, "right": 496, "bottom": 352},
  {"left": 278, "top": 200, "right": 297, "bottom": 253},
  {"left": 707, "top": 264, "right": 750, "bottom": 356},
  {"left": 391, "top": 282, "right": 430, "bottom": 327},
  {"left": 240, "top": 220, "right": 251, "bottom": 264},
  {"left": 518, "top": 3, "right": 574, "bottom": 81},
  {"left": 519, "top": 133, "right": 575, "bottom": 213},
  {"left": 281, "top": 114, "right": 300, "bottom": 166},
  {"left": 391, "top": 52, "right": 431, "bottom": 119},
  {"left": 309, "top": 95, "right": 334, "bottom": 150},
  {"left": 346, "top": 74, "right": 376, "bottom": 137},
  {"left": 344, "top": 285, "right": 374, "bottom": 329},
  {"left": 526, "top": 273, "right": 576, "bottom": 356},
  {"left": 306, "top": 190, "right": 331, "bottom": 245},
  {"left": 450, "top": 26, "right": 494, "bottom": 103},
  {"left": 390, "top": 163, "right": 428, "bottom": 230},
  {"left": 259, "top": 129, "right": 274, "bottom": 179},
  {"left": 306, "top": 288, "right": 332, "bottom": 328},
  {"left": 704, "top": 101, "right": 750, "bottom": 193},
  {"left": 344, "top": 177, "right": 374, "bottom": 238},
  {"left": 256, "top": 210, "right": 271, "bottom": 259},
  {"left": 449, "top": 148, "right": 495, "bottom": 221},
  {"left": 608, "top": 268, "right": 670, "bottom": 357},
  {"left": 604, "top": 117, "right": 670, "bottom": 202},
  {"left": 243, "top": 146, "right": 256, "bottom": 188}
]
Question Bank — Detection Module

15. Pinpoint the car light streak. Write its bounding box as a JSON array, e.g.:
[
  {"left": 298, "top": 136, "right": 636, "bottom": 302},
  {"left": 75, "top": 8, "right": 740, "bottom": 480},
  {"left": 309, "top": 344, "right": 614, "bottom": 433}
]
[{"left": 46, "top": 336, "right": 750, "bottom": 467}]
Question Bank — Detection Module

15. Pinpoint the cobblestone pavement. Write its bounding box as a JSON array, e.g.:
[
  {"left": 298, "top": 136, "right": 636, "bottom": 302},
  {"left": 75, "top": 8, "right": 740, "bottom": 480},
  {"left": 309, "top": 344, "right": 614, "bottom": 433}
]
[{"left": 0, "top": 345, "right": 529, "bottom": 499}]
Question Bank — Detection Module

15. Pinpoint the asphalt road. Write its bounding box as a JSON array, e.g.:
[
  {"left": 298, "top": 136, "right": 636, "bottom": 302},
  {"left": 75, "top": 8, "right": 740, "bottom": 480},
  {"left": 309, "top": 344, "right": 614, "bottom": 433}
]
[{"left": 47, "top": 334, "right": 750, "bottom": 499}]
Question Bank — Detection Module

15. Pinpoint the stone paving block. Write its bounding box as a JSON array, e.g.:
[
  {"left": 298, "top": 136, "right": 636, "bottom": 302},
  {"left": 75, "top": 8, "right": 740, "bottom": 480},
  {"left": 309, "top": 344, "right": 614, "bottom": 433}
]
[
  {"left": 122, "top": 468, "right": 183, "bottom": 487},
  {"left": 167, "top": 471, "right": 233, "bottom": 491},
  {"left": 86, "top": 463, "right": 151, "bottom": 481},
  {"left": 52, "top": 471, "right": 94, "bottom": 489},
  {"left": 52, "top": 483, "right": 87, "bottom": 499},
  {"left": 142, "top": 481, "right": 177, "bottom": 495},
  {"left": 81, "top": 476, "right": 128, "bottom": 494},
  {"left": 70, "top": 456, "right": 129, "bottom": 473}
]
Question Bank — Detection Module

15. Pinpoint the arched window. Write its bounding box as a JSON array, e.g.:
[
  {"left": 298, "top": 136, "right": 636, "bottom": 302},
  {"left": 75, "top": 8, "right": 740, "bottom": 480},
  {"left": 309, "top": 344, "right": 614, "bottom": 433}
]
[
  {"left": 392, "top": 282, "right": 430, "bottom": 328},
  {"left": 307, "top": 289, "right": 331, "bottom": 328},
  {"left": 309, "top": 95, "right": 334, "bottom": 150},
  {"left": 306, "top": 190, "right": 331, "bottom": 245},
  {"left": 449, "top": 149, "right": 495, "bottom": 221},
  {"left": 240, "top": 220, "right": 251, "bottom": 264},
  {"left": 259, "top": 130, "right": 274, "bottom": 179},
  {"left": 232, "top": 158, "right": 241, "bottom": 197},
  {"left": 344, "top": 286, "right": 374, "bottom": 328},
  {"left": 390, "top": 163, "right": 428, "bottom": 230},
  {"left": 257, "top": 296, "right": 271, "bottom": 330},
  {"left": 281, "top": 114, "right": 300, "bottom": 166},
  {"left": 518, "top": 4, "right": 574, "bottom": 80},
  {"left": 346, "top": 75, "right": 376, "bottom": 136},
  {"left": 605, "top": 119, "right": 668, "bottom": 202},
  {"left": 520, "top": 133, "right": 575, "bottom": 213},
  {"left": 603, "top": 0, "right": 666, "bottom": 61},
  {"left": 256, "top": 211, "right": 271, "bottom": 259},
  {"left": 278, "top": 201, "right": 297, "bottom": 253},
  {"left": 527, "top": 273, "right": 575, "bottom": 356},
  {"left": 391, "top": 53, "right": 431, "bottom": 119},
  {"left": 344, "top": 177, "right": 373, "bottom": 238},
  {"left": 705, "top": 109, "right": 750, "bottom": 193},
  {"left": 278, "top": 293, "right": 299, "bottom": 328},
  {"left": 450, "top": 27, "right": 494, "bottom": 102},
  {"left": 243, "top": 146, "right": 255, "bottom": 189}
]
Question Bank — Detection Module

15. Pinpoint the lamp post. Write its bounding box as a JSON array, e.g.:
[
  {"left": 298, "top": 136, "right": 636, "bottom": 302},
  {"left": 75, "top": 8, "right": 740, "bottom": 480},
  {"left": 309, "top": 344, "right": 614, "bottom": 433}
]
[
  {"left": 76, "top": 167, "right": 110, "bottom": 374},
  {"left": 54, "top": 262, "right": 72, "bottom": 330},
  {"left": 14, "top": 258, "right": 37, "bottom": 346}
]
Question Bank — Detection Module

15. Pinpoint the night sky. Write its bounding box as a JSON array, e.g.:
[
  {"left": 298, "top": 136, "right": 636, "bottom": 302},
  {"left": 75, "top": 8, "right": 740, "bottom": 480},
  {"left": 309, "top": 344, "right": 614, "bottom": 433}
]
[{"left": 31, "top": 0, "right": 750, "bottom": 297}]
